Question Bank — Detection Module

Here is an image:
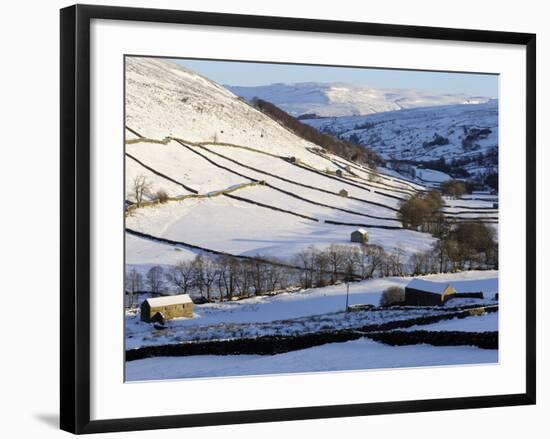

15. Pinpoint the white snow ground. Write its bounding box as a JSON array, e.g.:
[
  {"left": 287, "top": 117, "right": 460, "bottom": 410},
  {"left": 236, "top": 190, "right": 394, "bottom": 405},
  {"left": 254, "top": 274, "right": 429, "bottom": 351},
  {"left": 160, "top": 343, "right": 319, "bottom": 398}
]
[
  {"left": 403, "top": 312, "right": 498, "bottom": 332},
  {"left": 124, "top": 58, "right": 499, "bottom": 380},
  {"left": 125, "top": 271, "right": 498, "bottom": 349},
  {"left": 126, "top": 337, "right": 497, "bottom": 381}
]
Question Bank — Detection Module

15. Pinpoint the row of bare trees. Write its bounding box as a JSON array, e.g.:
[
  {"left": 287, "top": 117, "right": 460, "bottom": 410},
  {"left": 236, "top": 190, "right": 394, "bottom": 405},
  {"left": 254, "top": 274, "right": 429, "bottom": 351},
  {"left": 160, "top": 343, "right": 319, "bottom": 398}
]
[
  {"left": 167, "top": 255, "right": 295, "bottom": 301},
  {"left": 292, "top": 244, "right": 405, "bottom": 289},
  {"left": 125, "top": 243, "right": 410, "bottom": 305},
  {"left": 126, "top": 222, "right": 496, "bottom": 306}
]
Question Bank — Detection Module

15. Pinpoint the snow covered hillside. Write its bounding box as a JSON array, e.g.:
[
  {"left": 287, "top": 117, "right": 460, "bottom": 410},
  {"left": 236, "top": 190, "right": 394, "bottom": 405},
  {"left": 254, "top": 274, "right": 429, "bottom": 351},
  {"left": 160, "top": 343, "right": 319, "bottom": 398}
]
[
  {"left": 127, "top": 58, "right": 328, "bottom": 164},
  {"left": 228, "top": 82, "right": 492, "bottom": 118},
  {"left": 304, "top": 101, "right": 498, "bottom": 180},
  {"left": 124, "top": 58, "right": 499, "bottom": 380},
  {"left": 125, "top": 58, "right": 497, "bottom": 274}
]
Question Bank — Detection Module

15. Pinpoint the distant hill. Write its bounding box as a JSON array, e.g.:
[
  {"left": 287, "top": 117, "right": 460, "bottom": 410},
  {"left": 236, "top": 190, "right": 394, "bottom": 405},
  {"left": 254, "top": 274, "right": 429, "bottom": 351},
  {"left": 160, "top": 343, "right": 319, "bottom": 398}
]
[
  {"left": 124, "top": 57, "right": 497, "bottom": 281},
  {"left": 304, "top": 101, "right": 498, "bottom": 182},
  {"left": 250, "top": 98, "right": 381, "bottom": 168},
  {"left": 228, "top": 82, "right": 492, "bottom": 118}
]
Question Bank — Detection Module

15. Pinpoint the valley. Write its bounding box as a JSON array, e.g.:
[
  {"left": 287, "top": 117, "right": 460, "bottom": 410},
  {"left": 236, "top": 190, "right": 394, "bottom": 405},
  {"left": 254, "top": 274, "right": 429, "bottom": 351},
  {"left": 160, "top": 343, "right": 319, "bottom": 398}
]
[{"left": 124, "top": 57, "right": 499, "bottom": 380}]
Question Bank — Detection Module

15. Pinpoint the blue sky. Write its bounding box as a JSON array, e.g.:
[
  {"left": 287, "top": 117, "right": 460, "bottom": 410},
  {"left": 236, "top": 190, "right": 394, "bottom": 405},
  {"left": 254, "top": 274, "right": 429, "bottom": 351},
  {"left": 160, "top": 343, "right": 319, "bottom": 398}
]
[{"left": 172, "top": 58, "right": 498, "bottom": 98}]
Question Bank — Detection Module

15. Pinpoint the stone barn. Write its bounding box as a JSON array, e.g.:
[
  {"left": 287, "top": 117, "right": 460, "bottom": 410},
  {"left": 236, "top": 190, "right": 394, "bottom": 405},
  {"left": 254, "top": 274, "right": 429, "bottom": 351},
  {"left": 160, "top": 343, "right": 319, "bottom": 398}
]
[
  {"left": 405, "top": 279, "right": 457, "bottom": 306},
  {"left": 335, "top": 169, "right": 343, "bottom": 177},
  {"left": 351, "top": 229, "right": 369, "bottom": 244},
  {"left": 140, "top": 294, "right": 194, "bottom": 323},
  {"left": 339, "top": 189, "right": 349, "bottom": 197}
]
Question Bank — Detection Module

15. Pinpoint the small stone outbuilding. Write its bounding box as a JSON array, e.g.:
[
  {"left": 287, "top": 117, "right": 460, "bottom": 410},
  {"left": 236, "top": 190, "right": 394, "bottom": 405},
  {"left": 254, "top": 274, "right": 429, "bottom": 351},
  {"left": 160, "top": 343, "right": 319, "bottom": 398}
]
[
  {"left": 350, "top": 228, "right": 369, "bottom": 244},
  {"left": 141, "top": 294, "right": 194, "bottom": 323},
  {"left": 339, "top": 189, "right": 349, "bottom": 197}
]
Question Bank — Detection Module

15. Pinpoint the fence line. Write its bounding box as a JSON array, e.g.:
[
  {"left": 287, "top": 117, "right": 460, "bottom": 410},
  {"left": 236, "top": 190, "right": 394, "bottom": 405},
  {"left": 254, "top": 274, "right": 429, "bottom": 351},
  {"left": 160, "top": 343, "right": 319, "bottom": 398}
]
[
  {"left": 126, "top": 305, "right": 498, "bottom": 360},
  {"left": 126, "top": 153, "right": 199, "bottom": 194},
  {"left": 125, "top": 128, "right": 497, "bottom": 225},
  {"left": 126, "top": 228, "right": 359, "bottom": 279},
  {"left": 126, "top": 148, "right": 399, "bottom": 223},
  {"left": 183, "top": 141, "right": 402, "bottom": 213},
  {"left": 287, "top": 158, "right": 412, "bottom": 201}
]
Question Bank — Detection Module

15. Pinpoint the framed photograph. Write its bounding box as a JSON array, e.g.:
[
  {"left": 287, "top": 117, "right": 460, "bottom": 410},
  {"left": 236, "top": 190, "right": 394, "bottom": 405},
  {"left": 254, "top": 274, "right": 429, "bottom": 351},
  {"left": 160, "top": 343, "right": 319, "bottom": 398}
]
[{"left": 60, "top": 4, "right": 536, "bottom": 434}]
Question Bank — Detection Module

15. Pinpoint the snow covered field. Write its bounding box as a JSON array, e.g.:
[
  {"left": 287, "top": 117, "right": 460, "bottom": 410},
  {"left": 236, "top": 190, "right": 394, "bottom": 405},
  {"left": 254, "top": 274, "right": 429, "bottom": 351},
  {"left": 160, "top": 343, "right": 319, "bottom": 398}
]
[
  {"left": 126, "top": 271, "right": 498, "bottom": 380},
  {"left": 403, "top": 312, "right": 498, "bottom": 332},
  {"left": 125, "top": 271, "right": 498, "bottom": 349},
  {"left": 126, "top": 338, "right": 498, "bottom": 381},
  {"left": 128, "top": 270, "right": 497, "bottom": 327},
  {"left": 124, "top": 58, "right": 499, "bottom": 381},
  {"left": 126, "top": 195, "right": 434, "bottom": 262}
]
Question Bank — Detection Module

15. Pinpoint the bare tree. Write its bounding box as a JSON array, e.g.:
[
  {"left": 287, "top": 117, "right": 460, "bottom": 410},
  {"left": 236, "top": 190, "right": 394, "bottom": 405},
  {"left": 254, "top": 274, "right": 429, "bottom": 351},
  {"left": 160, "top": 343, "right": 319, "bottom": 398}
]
[
  {"left": 384, "top": 247, "right": 405, "bottom": 277},
  {"left": 131, "top": 175, "right": 152, "bottom": 207},
  {"left": 326, "top": 244, "right": 347, "bottom": 284},
  {"left": 235, "top": 260, "right": 253, "bottom": 298},
  {"left": 359, "top": 244, "right": 386, "bottom": 279},
  {"left": 216, "top": 255, "right": 241, "bottom": 301},
  {"left": 294, "top": 246, "right": 317, "bottom": 289},
  {"left": 126, "top": 267, "right": 143, "bottom": 308},
  {"left": 264, "top": 262, "right": 284, "bottom": 292},
  {"left": 201, "top": 257, "right": 218, "bottom": 301},
  {"left": 314, "top": 250, "right": 330, "bottom": 287},
  {"left": 146, "top": 266, "right": 164, "bottom": 294},
  {"left": 248, "top": 258, "right": 267, "bottom": 296},
  {"left": 191, "top": 255, "right": 206, "bottom": 297},
  {"left": 169, "top": 260, "right": 195, "bottom": 294},
  {"left": 409, "top": 252, "right": 428, "bottom": 275},
  {"left": 342, "top": 246, "right": 359, "bottom": 281}
]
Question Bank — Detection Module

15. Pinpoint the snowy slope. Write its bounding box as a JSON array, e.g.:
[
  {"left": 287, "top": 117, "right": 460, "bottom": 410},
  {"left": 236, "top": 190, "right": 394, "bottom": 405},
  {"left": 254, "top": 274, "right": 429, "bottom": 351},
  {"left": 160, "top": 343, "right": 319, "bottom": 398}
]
[
  {"left": 125, "top": 58, "right": 496, "bottom": 274},
  {"left": 305, "top": 101, "right": 498, "bottom": 178},
  {"left": 126, "top": 58, "right": 329, "bottom": 166},
  {"left": 228, "top": 82, "right": 492, "bottom": 118}
]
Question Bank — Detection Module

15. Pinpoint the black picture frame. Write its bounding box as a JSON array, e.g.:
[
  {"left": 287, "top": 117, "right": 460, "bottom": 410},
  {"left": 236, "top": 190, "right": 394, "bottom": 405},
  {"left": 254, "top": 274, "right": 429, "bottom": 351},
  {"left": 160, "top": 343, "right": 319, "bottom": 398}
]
[{"left": 60, "top": 4, "right": 536, "bottom": 434}]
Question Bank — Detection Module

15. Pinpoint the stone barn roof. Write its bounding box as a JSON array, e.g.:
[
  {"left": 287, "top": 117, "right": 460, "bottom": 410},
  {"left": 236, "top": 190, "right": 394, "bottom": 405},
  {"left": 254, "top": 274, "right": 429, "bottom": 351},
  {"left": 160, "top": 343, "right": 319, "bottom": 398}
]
[{"left": 145, "top": 294, "right": 193, "bottom": 307}]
